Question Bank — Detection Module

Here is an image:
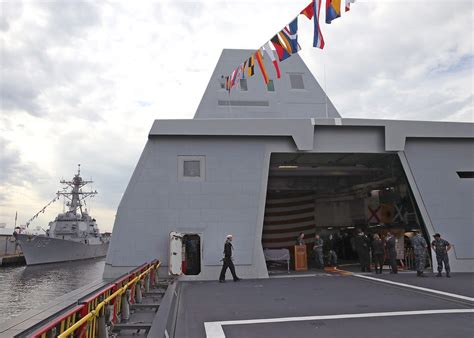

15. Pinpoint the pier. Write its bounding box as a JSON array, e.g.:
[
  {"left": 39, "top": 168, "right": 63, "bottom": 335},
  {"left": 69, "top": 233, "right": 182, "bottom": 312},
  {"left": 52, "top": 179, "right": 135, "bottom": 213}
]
[
  {"left": 0, "top": 229, "right": 24, "bottom": 267},
  {"left": 0, "top": 254, "right": 25, "bottom": 267}
]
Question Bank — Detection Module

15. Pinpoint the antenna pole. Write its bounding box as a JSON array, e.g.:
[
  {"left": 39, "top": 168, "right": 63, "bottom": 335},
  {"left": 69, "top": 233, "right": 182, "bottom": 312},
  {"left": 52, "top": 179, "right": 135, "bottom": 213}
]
[
  {"left": 227, "top": 90, "right": 233, "bottom": 117},
  {"left": 324, "top": 61, "right": 328, "bottom": 119}
]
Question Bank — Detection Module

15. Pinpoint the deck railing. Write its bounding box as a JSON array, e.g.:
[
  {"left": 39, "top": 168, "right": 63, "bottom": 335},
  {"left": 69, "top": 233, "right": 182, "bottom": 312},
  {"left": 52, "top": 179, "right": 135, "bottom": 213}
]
[{"left": 27, "top": 260, "right": 161, "bottom": 338}]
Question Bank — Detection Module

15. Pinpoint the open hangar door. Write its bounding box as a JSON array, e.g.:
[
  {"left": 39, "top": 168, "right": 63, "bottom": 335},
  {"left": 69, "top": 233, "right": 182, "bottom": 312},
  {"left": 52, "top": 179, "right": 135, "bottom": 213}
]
[{"left": 261, "top": 153, "right": 431, "bottom": 273}]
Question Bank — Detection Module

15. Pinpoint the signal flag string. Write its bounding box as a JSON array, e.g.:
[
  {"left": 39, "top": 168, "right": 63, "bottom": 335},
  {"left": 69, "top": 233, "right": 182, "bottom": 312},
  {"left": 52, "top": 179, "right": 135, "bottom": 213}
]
[{"left": 222, "top": 0, "right": 356, "bottom": 93}]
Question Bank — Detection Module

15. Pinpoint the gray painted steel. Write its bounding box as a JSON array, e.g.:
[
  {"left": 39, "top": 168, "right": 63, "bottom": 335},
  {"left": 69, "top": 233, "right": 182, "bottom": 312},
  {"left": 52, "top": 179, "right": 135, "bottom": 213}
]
[
  {"left": 194, "top": 49, "right": 340, "bottom": 119},
  {"left": 403, "top": 139, "right": 474, "bottom": 269},
  {"left": 16, "top": 234, "right": 109, "bottom": 265},
  {"left": 148, "top": 281, "right": 180, "bottom": 338},
  {"left": 104, "top": 49, "right": 474, "bottom": 280},
  {"left": 173, "top": 274, "right": 474, "bottom": 338}
]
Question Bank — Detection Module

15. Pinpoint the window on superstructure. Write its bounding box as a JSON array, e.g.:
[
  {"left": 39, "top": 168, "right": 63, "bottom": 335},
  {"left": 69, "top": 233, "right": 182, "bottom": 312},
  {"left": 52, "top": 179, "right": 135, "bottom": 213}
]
[
  {"left": 178, "top": 156, "right": 206, "bottom": 182},
  {"left": 240, "top": 79, "right": 248, "bottom": 91},
  {"left": 289, "top": 73, "right": 304, "bottom": 89},
  {"left": 183, "top": 161, "right": 200, "bottom": 177},
  {"left": 218, "top": 76, "right": 226, "bottom": 90},
  {"left": 267, "top": 80, "right": 275, "bottom": 92}
]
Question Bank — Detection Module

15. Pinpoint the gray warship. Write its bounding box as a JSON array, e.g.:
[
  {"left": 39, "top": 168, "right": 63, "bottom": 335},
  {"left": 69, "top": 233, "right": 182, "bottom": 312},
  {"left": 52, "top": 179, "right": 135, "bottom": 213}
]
[{"left": 15, "top": 166, "right": 110, "bottom": 265}]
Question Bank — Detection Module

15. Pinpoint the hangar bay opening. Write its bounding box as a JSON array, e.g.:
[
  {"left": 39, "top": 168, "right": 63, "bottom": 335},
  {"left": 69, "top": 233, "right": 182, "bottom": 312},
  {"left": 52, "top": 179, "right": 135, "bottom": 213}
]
[{"left": 262, "top": 153, "right": 431, "bottom": 274}]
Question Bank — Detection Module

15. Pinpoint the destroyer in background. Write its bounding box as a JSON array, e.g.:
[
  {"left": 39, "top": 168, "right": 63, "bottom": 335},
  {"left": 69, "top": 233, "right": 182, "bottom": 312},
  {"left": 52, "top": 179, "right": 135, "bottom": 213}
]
[{"left": 15, "top": 166, "right": 110, "bottom": 265}]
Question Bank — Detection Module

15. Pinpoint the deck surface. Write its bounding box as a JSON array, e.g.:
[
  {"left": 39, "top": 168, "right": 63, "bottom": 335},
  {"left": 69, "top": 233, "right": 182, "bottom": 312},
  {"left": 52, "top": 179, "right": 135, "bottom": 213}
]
[{"left": 174, "top": 270, "right": 474, "bottom": 338}]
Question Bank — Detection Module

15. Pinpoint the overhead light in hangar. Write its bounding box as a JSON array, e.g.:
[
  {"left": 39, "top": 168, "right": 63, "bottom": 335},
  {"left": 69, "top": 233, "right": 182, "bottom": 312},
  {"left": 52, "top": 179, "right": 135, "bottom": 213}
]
[{"left": 278, "top": 165, "right": 299, "bottom": 169}]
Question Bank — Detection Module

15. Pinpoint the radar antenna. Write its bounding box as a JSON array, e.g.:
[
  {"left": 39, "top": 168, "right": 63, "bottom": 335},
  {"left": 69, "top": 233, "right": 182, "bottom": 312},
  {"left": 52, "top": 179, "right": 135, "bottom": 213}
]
[
  {"left": 56, "top": 164, "right": 97, "bottom": 215},
  {"left": 25, "top": 165, "right": 97, "bottom": 227}
]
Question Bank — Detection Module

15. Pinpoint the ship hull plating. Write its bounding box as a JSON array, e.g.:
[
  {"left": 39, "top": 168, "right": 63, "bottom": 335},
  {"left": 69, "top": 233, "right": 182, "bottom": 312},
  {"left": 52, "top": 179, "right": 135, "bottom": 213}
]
[{"left": 15, "top": 234, "right": 109, "bottom": 265}]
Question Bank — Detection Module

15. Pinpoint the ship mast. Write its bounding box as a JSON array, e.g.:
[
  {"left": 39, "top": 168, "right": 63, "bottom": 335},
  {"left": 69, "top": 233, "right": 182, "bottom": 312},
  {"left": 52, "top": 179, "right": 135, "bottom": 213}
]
[{"left": 57, "top": 164, "right": 97, "bottom": 215}]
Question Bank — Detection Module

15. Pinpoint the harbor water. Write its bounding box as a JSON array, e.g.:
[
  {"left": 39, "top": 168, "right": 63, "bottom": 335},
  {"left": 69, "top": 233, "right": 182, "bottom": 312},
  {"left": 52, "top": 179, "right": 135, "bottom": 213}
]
[{"left": 0, "top": 258, "right": 105, "bottom": 323}]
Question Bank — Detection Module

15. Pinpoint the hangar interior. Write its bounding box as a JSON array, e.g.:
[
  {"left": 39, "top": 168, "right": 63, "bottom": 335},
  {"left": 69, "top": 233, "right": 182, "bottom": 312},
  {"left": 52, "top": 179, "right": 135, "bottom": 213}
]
[{"left": 262, "top": 152, "right": 431, "bottom": 272}]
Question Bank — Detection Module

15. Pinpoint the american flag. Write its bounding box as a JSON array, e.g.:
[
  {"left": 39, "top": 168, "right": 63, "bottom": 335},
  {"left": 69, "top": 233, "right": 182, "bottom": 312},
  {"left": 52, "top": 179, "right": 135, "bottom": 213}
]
[{"left": 262, "top": 194, "right": 316, "bottom": 249}]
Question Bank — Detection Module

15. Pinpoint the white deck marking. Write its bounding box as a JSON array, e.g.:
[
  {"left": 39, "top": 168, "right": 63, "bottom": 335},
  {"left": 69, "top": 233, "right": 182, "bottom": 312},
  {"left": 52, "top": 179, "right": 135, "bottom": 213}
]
[
  {"left": 204, "top": 309, "right": 474, "bottom": 338},
  {"left": 353, "top": 274, "right": 474, "bottom": 302}
]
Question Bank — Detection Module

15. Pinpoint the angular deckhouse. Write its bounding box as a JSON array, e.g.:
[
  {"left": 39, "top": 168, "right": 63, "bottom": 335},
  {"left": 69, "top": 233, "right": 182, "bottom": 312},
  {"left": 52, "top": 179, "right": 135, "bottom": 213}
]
[{"left": 104, "top": 49, "right": 474, "bottom": 280}]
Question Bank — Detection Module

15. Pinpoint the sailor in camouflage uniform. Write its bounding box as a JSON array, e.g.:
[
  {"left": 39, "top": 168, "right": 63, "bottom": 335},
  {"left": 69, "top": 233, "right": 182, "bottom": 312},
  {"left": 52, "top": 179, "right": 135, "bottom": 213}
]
[
  {"left": 313, "top": 235, "right": 324, "bottom": 269},
  {"left": 410, "top": 230, "right": 427, "bottom": 277},
  {"left": 431, "top": 233, "right": 451, "bottom": 278}
]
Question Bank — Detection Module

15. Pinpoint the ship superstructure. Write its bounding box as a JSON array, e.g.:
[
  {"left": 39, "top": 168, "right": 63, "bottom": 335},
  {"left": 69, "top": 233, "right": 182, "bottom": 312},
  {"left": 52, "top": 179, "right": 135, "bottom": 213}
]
[
  {"left": 103, "top": 49, "right": 473, "bottom": 280},
  {"left": 15, "top": 166, "right": 110, "bottom": 265}
]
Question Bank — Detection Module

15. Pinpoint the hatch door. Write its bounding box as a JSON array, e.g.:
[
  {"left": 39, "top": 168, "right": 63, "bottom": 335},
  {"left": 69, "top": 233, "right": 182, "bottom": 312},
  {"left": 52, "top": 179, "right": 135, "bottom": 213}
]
[{"left": 169, "top": 232, "right": 183, "bottom": 275}]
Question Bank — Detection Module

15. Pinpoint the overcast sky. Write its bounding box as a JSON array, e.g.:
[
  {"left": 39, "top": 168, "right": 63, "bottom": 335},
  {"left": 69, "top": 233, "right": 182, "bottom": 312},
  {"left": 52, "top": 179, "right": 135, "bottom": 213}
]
[{"left": 1, "top": 0, "right": 472, "bottom": 232}]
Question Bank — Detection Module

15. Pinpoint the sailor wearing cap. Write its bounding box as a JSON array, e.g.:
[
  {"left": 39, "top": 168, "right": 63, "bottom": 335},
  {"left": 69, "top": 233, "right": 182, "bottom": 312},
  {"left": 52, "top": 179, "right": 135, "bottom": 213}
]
[
  {"left": 219, "top": 235, "right": 241, "bottom": 283},
  {"left": 431, "top": 233, "right": 452, "bottom": 278}
]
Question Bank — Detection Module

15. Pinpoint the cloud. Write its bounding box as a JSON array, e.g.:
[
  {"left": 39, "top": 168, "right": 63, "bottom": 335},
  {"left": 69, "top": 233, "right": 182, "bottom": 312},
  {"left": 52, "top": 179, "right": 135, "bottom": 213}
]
[
  {"left": 0, "top": 0, "right": 103, "bottom": 117},
  {"left": 0, "top": 69, "right": 43, "bottom": 115},
  {"left": 41, "top": 0, "right": 101, "bottom": 40},
  {"left": 52, "top": 125, "right": 144, "bottom": 211},
  {"left": 0, "top": 136, "right": 48, "bottom": 203},
  {"left": 0, "top": 1, "right": 23, "bottom": 31},
  {"left": 301, "top": 1, "right": 473, "bottom": 121}
]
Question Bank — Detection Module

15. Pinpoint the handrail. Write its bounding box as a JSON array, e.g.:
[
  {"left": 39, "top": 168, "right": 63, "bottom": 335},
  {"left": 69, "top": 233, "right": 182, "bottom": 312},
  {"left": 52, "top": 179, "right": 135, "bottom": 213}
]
[
  {"left": 29, "top": 304, "right": 85, "bottom": 337},
  {"left": 80, "top": 283, "right": 116, "bottom": 304},
  {"left": 57, "top": 260, "right": 161, "bottom": 338}
]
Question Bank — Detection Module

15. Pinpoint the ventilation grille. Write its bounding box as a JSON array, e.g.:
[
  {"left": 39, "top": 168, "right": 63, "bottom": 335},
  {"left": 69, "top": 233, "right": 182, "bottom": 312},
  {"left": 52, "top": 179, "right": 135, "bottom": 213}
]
[{"left": 218, "top": 100, "right": 269, "bottom": 107}]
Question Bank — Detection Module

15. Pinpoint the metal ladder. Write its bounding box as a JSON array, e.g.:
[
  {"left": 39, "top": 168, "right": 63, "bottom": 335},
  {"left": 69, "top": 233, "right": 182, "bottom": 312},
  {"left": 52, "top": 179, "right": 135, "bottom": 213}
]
[{"left": 112, "top": 278, "right": 173, "bottom": 337}]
